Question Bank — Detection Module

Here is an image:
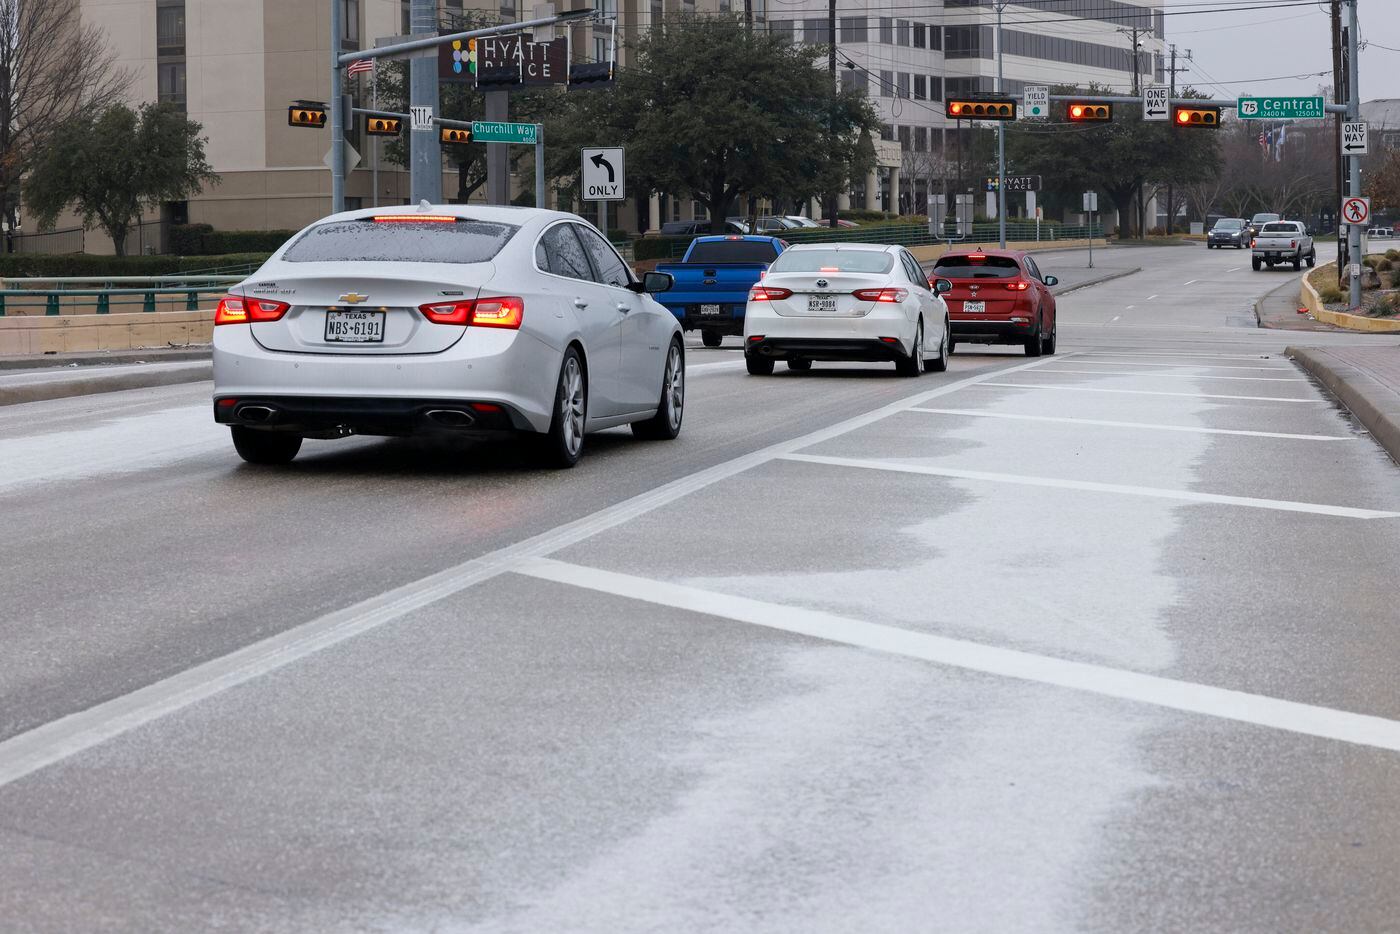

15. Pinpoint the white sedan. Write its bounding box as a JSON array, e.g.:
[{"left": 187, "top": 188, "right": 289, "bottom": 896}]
[
  {"left": 742, "top": 243, "right": 950, "bottom": 376},
  {"left": 212, "top": 205, "right": 684, "bottom": 468}
]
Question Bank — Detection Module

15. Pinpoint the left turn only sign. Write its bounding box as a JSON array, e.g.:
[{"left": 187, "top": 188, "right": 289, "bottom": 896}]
[{"left": 581, "top": 147, "right": 625, "bottom": 201}]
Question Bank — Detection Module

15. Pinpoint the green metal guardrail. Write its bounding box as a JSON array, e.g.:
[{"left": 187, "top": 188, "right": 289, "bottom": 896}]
[{"left": 0, "top": 275, "right": 244, "bottom": 317}]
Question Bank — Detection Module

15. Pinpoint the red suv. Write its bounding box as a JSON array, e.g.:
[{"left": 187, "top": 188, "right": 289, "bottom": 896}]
[{"left": 929, "top": 249, "right": 1058, "bottom": 356}]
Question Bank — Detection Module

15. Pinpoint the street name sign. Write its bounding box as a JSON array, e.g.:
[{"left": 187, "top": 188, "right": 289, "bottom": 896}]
[
  {"left": 1023, "top": 86, "right": 1048, "bottom": 120},
  {"left": 1342, "top": 196, "right": 1370, "bottom": 227},
  {"left": 1343, "top": 122, "right": 1369, "bottom": 155},
  {"left": 471, "top": 121, "right": 540, "bottom": 144},
  {"left": 581, "top": 147, "right": 625, "bottom": 201},
  {"left": 1237, "top": 96, "right": 1325, "bottom": 120},
  {"left": 1143, "top": 86, "right": 1169, "bottom": 121}
]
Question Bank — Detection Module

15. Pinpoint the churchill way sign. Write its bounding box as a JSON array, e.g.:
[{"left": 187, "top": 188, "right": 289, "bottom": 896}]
[
  {"left": 1237, "top": 96, "right": 1326, "bottom": 120},
  {"left": 471, "top": 121, "right": 539, "bottom": 144}
]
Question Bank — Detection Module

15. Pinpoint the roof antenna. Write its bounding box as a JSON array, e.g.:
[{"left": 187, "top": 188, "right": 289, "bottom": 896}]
[{"left": 418, "top": 199, "right": 433, "bottom": 212}]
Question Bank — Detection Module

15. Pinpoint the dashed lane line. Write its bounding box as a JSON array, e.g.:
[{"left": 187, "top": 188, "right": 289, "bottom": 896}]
[
  {"left": 516, "top": 558, "right": 1400, "bottom": 755},
  {"left": 1030, "top": 369, "right": 1303, "bottom": 382}
]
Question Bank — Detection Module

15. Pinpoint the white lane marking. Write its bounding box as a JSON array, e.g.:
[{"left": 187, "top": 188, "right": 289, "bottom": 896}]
[
  {"left": 517, "top": 558, "right": 1400, "bottom": 754},
  {"left": 906, "top": 408, "right": 1355, "bottom": 442},
  {"left": 1111, "top": 316, "right": 1121, "bottom": 322},
  {"left": 0, "top": 354, "right": 1073, "bottom": 788},
  {"left": 1146, "top": 294, "right": 1159, "bottom": 300},
  {"left": 1125, "top": 306, "right": 1135, "bottom": 310},
  {"left": 1034, "top": 369, "right": 1303, "bottom": 382},
  {"left": 1060, "top": 360, "right": 1294, "bottom": 372},
  {"left": 687, "top": 359, "right": 747, "bottom": 373},
  {"left": 1084, "top": 351, "right": 1280, "bottom": 361},
  {"left": 1183, "top": 279, "right": 1199, "bottom": 286},
  {"left": 1226, "top": 267, "right": 1241, "bottom": 272},
  {"left": 778, "top": 453, "right": 1399, "bottom": 519},
  {"left": 974, "top": 383, "right": 1320, "bottom": 403}
]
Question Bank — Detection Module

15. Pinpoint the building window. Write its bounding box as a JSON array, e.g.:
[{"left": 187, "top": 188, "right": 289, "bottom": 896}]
[
  {"left": 156, "top": 2, "right": 185, "bottom": 55},
  {"left": 157, "top": 62, "right": 186, "bottom": 107},
  {"left": 840, "top": 17, "right": 867, "bottom": 43},
  {"left": 898, "top": 125, "right": 911, "bottom": 151},
  {"left": 879, "top": 17, "right": 893, "bottom": 44},
  {"left": 804, "top": 19, "right": 830, "bottom": 45},
  {"left": 913, "top": 75, "right": 926, "bottom": 101},
  {"left": 944, "top": 25, "right": 989, "bottom": 59},
  {"left": 341, "top": 0, "right": 359, "bottom": 43},
  {"left": 879, "top": 70, "right": 893, "bottom": 98},
  {"left": 880, "top": 123, "right": 894, "bottom": 142},
  {"left": 913, "top": 23, "right": 925, "bottom": 49},
  {"left": 896, "top": 20, "right": 910, "bottom": 47},
  {"left": 896, "top": 72, "right": 910, "bottom": 99},
  {"left": 841, "top": 70, "right": 868, "bottom": 94},
  {"left": 915, "top": 127, "right": 928, "bottom": 152},
  {"left": 929, "top": 75, "right": 943, "bottom": 101},
  {"left": 770, "top": 19, "right": 794, "bottom": 42}
]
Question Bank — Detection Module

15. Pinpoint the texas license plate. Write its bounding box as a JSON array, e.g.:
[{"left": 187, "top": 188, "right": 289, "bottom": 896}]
[
  {"left": 325, "top": 309, "right": 385, "bottom": 342},
  {"left": 807, "top": 296, "right": 838, "bottom": 314},
  {"left": 699, "top": 304, "right": 724, "bottom": 316},
  {"left": 963, "top": 300, "right": 985, "bottom": 313}
]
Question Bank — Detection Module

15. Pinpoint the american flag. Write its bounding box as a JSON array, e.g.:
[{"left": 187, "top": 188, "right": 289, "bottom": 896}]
[
  {"left": 347, "top": 58, "right": 375, "bottom": 76},
  {"left": 1258, "top": 131, "right": 1267, "bottom": 148}
]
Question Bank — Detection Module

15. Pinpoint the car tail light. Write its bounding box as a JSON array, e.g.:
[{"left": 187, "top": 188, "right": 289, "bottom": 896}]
[
  {"left": 373, "top": 215, "right": 456, "bottom": 223},
  {"left": 852, "top": 287, "right": 908, "bottom": 303},
  {"left": 1290, "top": 240, "right": 1297, "bottom": 249},
  {"left": 214, "top": 295, "right": 289, "bottom": 325},
  {"left": 749, "top": 286, "right": 792, "bottom": 301},
  {"left": 1251, "top": 238, "right": 1257, "bottom": 248},
  {"left": 1004, "top": 280, "right": 1030, "bottom": 291},
  {"left": 419, "top": 296, "right": 524, "bottom": 328}
]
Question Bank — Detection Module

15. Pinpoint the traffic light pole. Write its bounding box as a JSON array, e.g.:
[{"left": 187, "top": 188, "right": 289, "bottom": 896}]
[
  {"left": 994, "top": 2, "right": 1007, "bottom": 249},
  {"left": 409, "top": 0, "right": 442, "bottom": 205},
  {"left": 1346, "top": 0, "right": 1362, "bottom": 310},
  {"left": 330, "top": 0, "right": 345, "bottom": 212}
]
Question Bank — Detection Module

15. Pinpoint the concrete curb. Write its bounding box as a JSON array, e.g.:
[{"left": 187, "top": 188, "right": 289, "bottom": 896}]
[
  {"left": 1052, "top": 266, "right": 1142, "bottom": 296},
  {"left": 0, "top": 347, "right": 212, "bottom": 371},
  {"left": 1287, "top": 346, "right": 1400, "bottom": 465},
  {"left": 0, "top": 362, "right": 212, "bottom": 407}
]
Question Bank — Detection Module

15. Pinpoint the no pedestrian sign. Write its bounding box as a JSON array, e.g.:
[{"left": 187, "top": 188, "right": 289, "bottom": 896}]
[
  {"left": 581, "top": 147, "right": 625, "bottom": 202},
  {"left": 1342, "top": 196, "right": 1370, "bottom": 227}
]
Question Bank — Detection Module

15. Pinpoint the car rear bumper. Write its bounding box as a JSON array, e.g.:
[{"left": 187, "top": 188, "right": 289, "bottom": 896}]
[
  {"left": 950, "top": 318, "right": 1035, "bottom": 344},
  {"left": 213, "top": 394, "right": 529, "bottom": 436},
  {"left": 212, "top": 322, "right": 557, "bottom": 432},
  {"left": 744, "top": 336, "right": 911, "bottom": 362}
]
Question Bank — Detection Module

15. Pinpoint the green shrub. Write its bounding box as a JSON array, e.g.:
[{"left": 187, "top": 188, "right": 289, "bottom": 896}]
[
  {"left": 0, "top": 252, "right": 271, "bottom": 279},
  {"left": 1362, "top": 256, "right": 1380, "bottom": 269},
  {"left": 167, "top": 224, "right": 294, "bottom": 255},
  {"left": 1318, "top": 286, "right": 1345, "bottom": 304},
  {"left": 169, "top": 223, "right": 214, "bottom": 255},
  {"left": 1379, "top": 259, "right": 1394, "bottom": 272},
  {"left": 1386, "top": 249, "right": 1400, "bottom": 261}
]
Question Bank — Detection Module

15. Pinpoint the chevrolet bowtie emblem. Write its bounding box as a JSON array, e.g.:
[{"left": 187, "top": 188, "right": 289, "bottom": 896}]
[{"left": 339, "top": 292, "right": 369, "bottom": 304}]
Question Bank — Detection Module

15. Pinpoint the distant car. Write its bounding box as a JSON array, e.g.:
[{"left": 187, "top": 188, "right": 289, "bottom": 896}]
[
  {"left": 1247, "top": 212, "right": 1280, "bottom": 238},
  {"left": 1367, "top": 226, "right": 1395, "bottom": 239},
  {"left": 931, "top": 249, "right": 1059, "bottom": 356},
  {"left": 755, "top": 216, "right": 802, "bottom": 231},
  {"left": 653, "top": 235, "right": 789, "bottom": 346},
  {"left": 212, "top": 205, "right": 685, "bottom": 469},
  {"left": 657, "top": 219, "right": 747, "bottom": 237},
  {"left": 784, "top": 215, "right": 824, "bottom": 228},
  {"left": 743, "top": 243, "right": 950, "bottom": 376},
  {"left": 1251, "top": 220, "right": 1315, "bottom": 271},
  {"left": 817, "top": 218, "right": 861, "bottom": 228},
  {"left": 1207, "top": 217, "right": 1249, "bottom": 249}
]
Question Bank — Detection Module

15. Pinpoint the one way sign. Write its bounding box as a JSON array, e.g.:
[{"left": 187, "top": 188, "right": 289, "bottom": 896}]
[
  {"left": 581, "top": 147, "right": 625, "bottom": 202},
  {"left": 1342, "top": 122, "right": 1368, "bottom": 156}
]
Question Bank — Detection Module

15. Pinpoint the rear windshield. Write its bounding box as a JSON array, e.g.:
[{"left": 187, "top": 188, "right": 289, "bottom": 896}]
[
  {"left": 769, "top": 249, "right": 894, "bottom": 274},
  {"left": 685, "top": 240, "right": 780, "bottom": 264},
  {"left": 932, "top": 255, "right": 1021, "bottom": 278},
  {"left": 1213, "top": 219, "right": 1244, "bottom": 229},
  {"left": 282, "top": 218, "right": 518, "bottom": 264},
  {"left": 1261, "top": 223, "right": 1297, "bottom": 233},
  {"left": 1252, "top": 214, "right": 1280, "bottom": 223}
]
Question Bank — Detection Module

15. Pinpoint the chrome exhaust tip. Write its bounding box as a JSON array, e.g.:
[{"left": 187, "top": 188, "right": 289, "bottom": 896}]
[
  {"left": 236, "top": 404, "right": 276, "bottom": 423},
  {"left": 425, "top": 408, "right": 476, "bottom": 429}
]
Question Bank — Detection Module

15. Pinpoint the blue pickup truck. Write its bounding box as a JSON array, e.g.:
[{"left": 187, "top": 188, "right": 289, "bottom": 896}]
[{"left": 654, "top": 235, "right": 788, "bottom": 347}]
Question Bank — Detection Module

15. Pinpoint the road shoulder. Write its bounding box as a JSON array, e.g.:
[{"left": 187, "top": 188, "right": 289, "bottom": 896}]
[{"left": 1287, "top": 345, "right": 1400, "bottom": 465}]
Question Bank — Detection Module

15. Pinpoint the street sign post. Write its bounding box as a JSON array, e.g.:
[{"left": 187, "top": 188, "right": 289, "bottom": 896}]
[
  {"left": 1236, "top": 96, "right": 1326, "bottom": 120},
  {"left": 471, "top": 120, "right": 539, "bottom": 144},
  {"left": 1083, "top": 191, "right": 1098, "bottom": 269},
  {"left": 1023, "top": 86, "right": 1049, "bottom": 120},
  {"left": 1143, "top": 86, "right": 1169, "bottom": 121},
  {"left": 1342, "top": 196, "right": 1371, "bottom": 228},
  {"left": 1343, "top": 122, "right": 1368, "bottom": 156},
  {"left": 581, "top": 147, "right": 625, "bottom": 236}
]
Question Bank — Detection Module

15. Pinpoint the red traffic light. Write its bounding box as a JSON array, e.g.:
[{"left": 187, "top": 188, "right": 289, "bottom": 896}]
[
  {"left": 946, "top": 98, "right": 1016, "bottom": 121},
  {"left": 1172, "top": 105, "right": 1221, "bottom": 128},
  {"left": 1067, "top": 102, "right": 1111, "bottom": 122}
]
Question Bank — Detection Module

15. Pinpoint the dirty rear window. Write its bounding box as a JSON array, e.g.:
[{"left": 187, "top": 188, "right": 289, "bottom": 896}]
[
  {"left": 1260, "top": 223, "right": 1298, "bottom": 234},
  {"left": 769, "top": 249, "right": 894, "bottom": 274},
  {"left": 931, "top": 255, "right": 1022, "bottom": 278},
  {"left": 282, "top": 218, "right": 518, "bottom": 264},
  {"left": 685, "top": 240, "right": 781, "bottom": 265}
]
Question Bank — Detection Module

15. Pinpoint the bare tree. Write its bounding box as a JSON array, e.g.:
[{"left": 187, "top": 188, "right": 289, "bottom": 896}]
[{"left": 0, "top": 0, "right": 132, "bottom": 243}]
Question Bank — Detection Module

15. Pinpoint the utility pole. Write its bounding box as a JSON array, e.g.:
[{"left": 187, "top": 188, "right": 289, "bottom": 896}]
[
  {"left": 1332, "top": 0, "right": 1345, "bottom": 286},
  {"left": 409, "top": 0, "right": 443, "bottom": 203},
  {"left": 995, "top": 1, "right": 1007, "bottom": 248},
  {"left": 1118, "top": 27, "right": 1143, "bottom": 96},
  {"left": 1346, "top": 0, "right": 1362, "bottom": 309},
  {"left": 330, "top": 0, "right": 345, "bottom": 212},
  {"left": 1164, "top": 44, "right": 1191, "bottom": 235}
]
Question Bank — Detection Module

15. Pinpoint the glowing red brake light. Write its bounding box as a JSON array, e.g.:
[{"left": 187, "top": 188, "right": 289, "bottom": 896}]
[
  {"left": 852, "top": 287, "right": 908, "bottom": 303},
  {"left": 214, "top": 294, "right": 289, "bottom": 325},
  {"left": 418, "top": 296, "right": 524, "bottom": 328},
  {"left": 749, "top": 286, "right": 792, "bottom": 302},
  {"left": 373, "top": 214, "right": 456, "bottom": 223},
  {"left": 1005, "top": 280, "right": 1030, "bottom": 291}
]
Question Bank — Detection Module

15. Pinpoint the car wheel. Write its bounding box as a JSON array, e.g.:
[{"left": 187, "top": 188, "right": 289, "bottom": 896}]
[
  {"left": 1237, "top": 242, "right": 1245, "bottom": 249},
  {"left": 896, "top": 320, "right": 923, "bottom": 377},
  {"left": 1207, "top": 243, "right": 1215, "bottom": 249},
  {"left": 1024, "top": 320, "right": 1044, "bottom": 357},
  {"left": 1306, "top": 250, "right": 1316, "bottom": 268},
  {"left": 1292, "top": 254, "right": 1302, "bottom": 271},
  {"left": 1252, "top": 257, "right": 1262, "bottom": 271},
  {"left": 745, "top": 353, "right": 775, "bottom": 376},
  {"left": 538, "top": 347, "right": 587, "bottom": 468},
  {"left": 926, "top": 318, "right": 950, "bottom": 372},
  {"left": 787, "top": 358, "right": 812, "bottom": 371},
  {"left": 701, "top": 330, "right": 722, "bottom": 348},
  {"left": 1041, "top": 317, "right": 1057, "bottom": 356},
  {"left": 632, "top": 339, "right": 684, "bottom": 441},
  {"left": 230, "top": 426, "right": 302, "bottom": 465}
]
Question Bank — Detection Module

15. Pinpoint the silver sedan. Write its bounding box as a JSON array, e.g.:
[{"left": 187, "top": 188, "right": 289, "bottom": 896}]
[{"left": 212, "top": 205, "right": 684, "bottom": 467}]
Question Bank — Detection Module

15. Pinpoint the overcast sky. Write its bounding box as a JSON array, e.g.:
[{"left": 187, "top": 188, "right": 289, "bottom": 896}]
[{"left": 1165, "top": 0, "right": 1399, "bottom": 103}]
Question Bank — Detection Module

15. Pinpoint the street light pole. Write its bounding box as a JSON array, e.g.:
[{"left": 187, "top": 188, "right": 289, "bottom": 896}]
[
  {"left": 995, "top": 1, "right": 1006, "bottom": 249},
  {"left": 1346, "top": 0, "right": 1362, "bottom": 309}
]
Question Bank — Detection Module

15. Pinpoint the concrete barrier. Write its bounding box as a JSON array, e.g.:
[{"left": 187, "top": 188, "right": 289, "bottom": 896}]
[
  {"left": 0, "top": 309, "right": 214, "bottom": 355},
  {"left": 1299, "top": 271, "right": 1400, "bottom": 333}
]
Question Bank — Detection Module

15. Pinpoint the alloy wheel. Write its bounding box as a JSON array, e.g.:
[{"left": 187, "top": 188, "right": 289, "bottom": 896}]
[
  {"left": 665, "top": 343, "right": 684, "bottom": 432},
  {"left": 562, "top": 356, "right": 585, "bottom": 457}
]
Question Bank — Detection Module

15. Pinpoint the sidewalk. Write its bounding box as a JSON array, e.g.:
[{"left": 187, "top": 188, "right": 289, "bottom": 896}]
[
  {"left": 1287, "top": 344, "right": 1400, "bottom": 465},
  {"left": 1255, "top": 277, "right": 1340, "bottom": 331}
]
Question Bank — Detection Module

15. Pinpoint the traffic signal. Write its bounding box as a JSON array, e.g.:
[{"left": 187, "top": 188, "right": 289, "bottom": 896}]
[
  {"left": 1067, "top": 102, "right": 1112, "bottom": 122},
  {"left": 1173, "top": 105, "right": 1221, "bottom": 128},
  {"left": 287, "top": 102, "right": 327, "bottom": 128},
  {"left": 568, "top": 61, "right": 614, "bottom": 90},
  {"left": 365, "top": 116, "right": 401, "bottom": 136},
  {"left": 946, "top": 98, "right": 1017, "bottom": 121},
  {"left": 440, "top": 127, "right": 472, "bottom": 145}
]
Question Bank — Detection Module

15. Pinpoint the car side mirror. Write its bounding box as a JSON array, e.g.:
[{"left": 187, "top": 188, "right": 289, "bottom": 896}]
[
  {"left": 931, "top": 277, "right": 953, "bottom": 294},
  {"left": 637, "top": 271, "right": 673, "bottom": 294},
  {"left": 1043, "top": 275, "right": 1059, "bottom": 287}
]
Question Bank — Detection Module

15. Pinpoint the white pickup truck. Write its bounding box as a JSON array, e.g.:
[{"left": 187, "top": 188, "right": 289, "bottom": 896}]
[{"left": 1251, "top": 221, "right": 1316, "bottom": 271}]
